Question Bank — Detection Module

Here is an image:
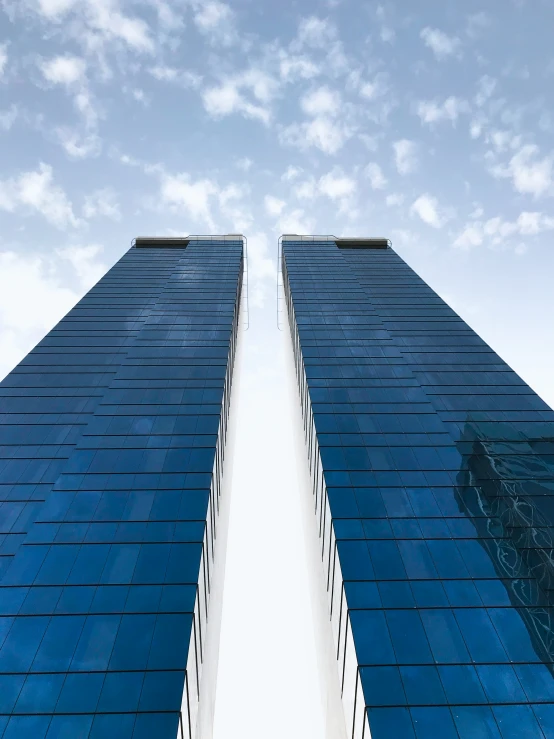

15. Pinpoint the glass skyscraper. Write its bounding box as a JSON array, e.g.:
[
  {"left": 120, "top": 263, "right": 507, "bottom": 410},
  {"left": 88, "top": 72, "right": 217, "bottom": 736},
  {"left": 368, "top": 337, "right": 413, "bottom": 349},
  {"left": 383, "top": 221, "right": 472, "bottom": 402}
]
[
  {"left": 1, "top": 229, "right": 554, "bottom": 739},
  {"left": 282, "top": 235, "right": 554, "bottom": 739},
  {"left": 0, "top": 236, "right": 243, "bottom": 738}
]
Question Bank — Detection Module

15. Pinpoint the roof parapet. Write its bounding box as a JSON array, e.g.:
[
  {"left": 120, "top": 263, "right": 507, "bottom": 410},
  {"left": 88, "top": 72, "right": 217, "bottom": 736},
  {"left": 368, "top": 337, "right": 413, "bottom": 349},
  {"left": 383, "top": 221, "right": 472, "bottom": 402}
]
[
  {"left": 134, "top": 234, "right": 246, "bottom": 248},
  {"left": 280, "top": 234, "right": 391, "bottom": 248}
]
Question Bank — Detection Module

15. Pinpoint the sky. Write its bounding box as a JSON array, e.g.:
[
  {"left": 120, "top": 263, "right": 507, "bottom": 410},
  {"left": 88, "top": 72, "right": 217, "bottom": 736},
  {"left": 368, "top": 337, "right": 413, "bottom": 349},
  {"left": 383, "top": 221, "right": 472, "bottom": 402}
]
[{"left": 1, "top": 0, "right": 554, "bottom": 736}]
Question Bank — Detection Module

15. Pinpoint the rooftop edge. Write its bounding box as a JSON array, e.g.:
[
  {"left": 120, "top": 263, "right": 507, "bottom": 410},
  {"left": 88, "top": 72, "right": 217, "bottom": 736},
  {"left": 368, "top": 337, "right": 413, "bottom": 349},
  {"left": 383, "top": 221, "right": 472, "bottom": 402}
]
[{"left": 280, "top": 234, "right": 391, "bottom": 249}]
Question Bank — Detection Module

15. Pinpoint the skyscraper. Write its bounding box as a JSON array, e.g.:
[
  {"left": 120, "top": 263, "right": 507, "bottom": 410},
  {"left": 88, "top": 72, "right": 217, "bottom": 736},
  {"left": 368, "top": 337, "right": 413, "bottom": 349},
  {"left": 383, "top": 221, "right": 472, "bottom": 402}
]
[
  {"left": 281, "top": 235, "right": 554, "bottom": 739},
  {"left": 0, "top": 236, "right": 244, "bottom": 739}
]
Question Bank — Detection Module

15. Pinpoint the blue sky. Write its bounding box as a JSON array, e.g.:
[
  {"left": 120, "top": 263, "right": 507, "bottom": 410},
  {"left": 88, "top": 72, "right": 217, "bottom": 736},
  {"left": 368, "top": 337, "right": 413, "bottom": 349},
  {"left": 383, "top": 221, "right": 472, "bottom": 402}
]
[
  {"left": 1, "top": 2, "right": 554, "bottom": 736},
  {"left": 1, "top": 0, "right": 554, "bottom": 406}
]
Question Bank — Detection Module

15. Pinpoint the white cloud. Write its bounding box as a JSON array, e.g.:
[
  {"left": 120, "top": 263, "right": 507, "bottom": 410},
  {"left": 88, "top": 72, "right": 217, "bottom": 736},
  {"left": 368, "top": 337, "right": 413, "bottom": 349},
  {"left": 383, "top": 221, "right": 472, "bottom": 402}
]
[
  {"left": 420, "top": 27, "right": 461, "bottom": 59},
  {"left": 466, "top": 11, "right": 490, "bottom": 39},
  {"left": 416, "top": 96, "right": 469, "bottom": 125},
  {"left": 0, "top": 249, "right": 81, "bottom": 379},
  {"left": 83, "top": 188, "right": 120, "bottom": 220},
  {"left": 365, "top": 162, "right": 387, "bottom": 190},
  {"left": 86, "top": 0, "right": 154, "bottom": 53},
  {"left": 247, "top": 232, "right": 275, "bottom": 308},
  {"left": 56, "top": 244, "right": 107, "bottom": 288},
  {"left": 0, "top": 105, "right": 17, "bottom": 130},
  {"left": 280, "top": 117, "right": 351, "bottom": 155},
  {"left": 386, "top": 193, "right": 404, "bottom": 207},
  {"left": 192, "top": 0, "right": 237, "bottom": 45},
  {"left": 217, "top": 183, "right": 252, "bottom": 232},
  {"left": 131, "top": 88, "right": 148, "bottom": 105},
  {"left": 295, "top": 16, "right": 336, "bottom": 48},
  {"left": 203, "top": 82, "right": 268, "bottom": 124},
  {"left": 34, "top": 0, "right": 78, "bottom": 18},
  {"left": 490, "top": 145, "right": 554, "bottom": 198},
  {"left": 0, "top": 43, "right": 8, "bottom": 77},
  {"left": 393, "top": 139, "right": 418, "bottom": 175},
  {"left": 202, "top": 70, "right": 277, "bottom": 125},
  {"left": 454, "top": 211, "right": 554, "bottom": 249},
  {"left": 301, "top": 86, "right": 340, "bottom": 117},
  {"left": 236, "top": 157, "right": 252, "bottom": 172},
  {"left": 278, "top": 208, "right": 315, "bottom": 235},
  {"left": 39, "top": 54, "right": 86, "bottom": 85},
  {"left": 475, "top": 75, "right": 496, "bottom": 107},
  {"left": 316, "top": 170, "right": 358, "bottom": 215},
  {"left": 148, "top": 66, "right": 202, "bottom": 87},
  {"left": 410, "top": 193, "right": 450, "bottom": 228},
  {"left": 0, "top": 163, "right": 79, "bottom": 228},
  {"left": 293, "top": 179, "right": 316, "bottom": 200},
  {"left": 38, "top": 54, "right": 101, "bottom": 152},
  {"left": 282, "top": 166, "right": 302, "bottom": 181},
  {"left": 264, "top": 195, "right": 286, "bottom": 217},
  {"left": 279, "top": 53, "right": 320, "bottom": 82},
  {"left": 56, "top": 129, "right": 101, "bottom": 159},
  {"left": 159, "top": 171, "right": 218, "bottom": 228}
]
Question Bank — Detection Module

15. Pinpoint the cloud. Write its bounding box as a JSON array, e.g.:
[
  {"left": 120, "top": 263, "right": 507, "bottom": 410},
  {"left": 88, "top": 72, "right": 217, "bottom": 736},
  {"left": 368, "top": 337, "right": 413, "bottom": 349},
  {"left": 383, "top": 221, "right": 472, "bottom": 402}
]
[
  {"left": 85, "top": 0, "right": 154, "bottom": 53},
  {"left": 247, "top": 232, "right": 275, "bottom": 308},
  {"left": 295, "top": 16, "right": 336, "bottom": 48},
  {"left": 148, "top": 66, "right": 202, "bottom": 88},
  {"left": 202, "top": 70, "right": 277, "bottom": 125},
  {"left": 56, "top": 129, "right": 101, "bottom": 159},
  {"left": 17, "top": 0, "right": 154, "bottom": 54},
  {"left": 265, "top": 195, "right": 286, "bottom": 217},
  {"left": 218, "top": 183, "right": 252, "bottom": 232},
  {"left": 420, "top": 27, "right": 461, "bottom": 59},
  {"left": 453, "top": 211, "right": 554, "bottom": 249},
  {"left": 159, "top": 171, "right": 218, "bottom": 228},
  {"left": 318, "top": 169, "right": 356, "bottom": 200},
  {"left": 410, "top": 193, "right": 450, "bottom": 228},
  {"left": 236, "top": 157, "right": 252, "bottom": 172},
  {"left": 0, "top": 43, "right": 7, "bottom": 77},
  {"left": 56, "top": 243, "right": 107, "bottom": 288},
  {"left": 393, "top": 139, "right": 417, "bottom": 175},
  {"left": 0, "top": 249, "right": 81, "bottom": 380},
  {"left": 0, "top": 105, "right": 17, "bottom": 130},
  {"left": 300, "top": 86, "right": 340, "bottom": 117},
  {"left": 31, "top": 0, "right": 78, "bottom": 18},
  {"left": 38, "top": 53, "right": 102, "bottom": 155},
  {"left": 280, "top": 117, "right": 352, "bottom": 155},
  {"left": 416, "top": 97, "right": 470, "bottom": 125},
  {"left": 489, "top": 144, "right": 554, "bottom": 198},
  {"left": 282, "top": 166, "right": 302, "bottom": 181},
  {"left": 466, "top": 11, "right": 490, "bottom": 39},
  {"left": 192, "top": 0, "right": 237, "bottom": 45},
  {"left": 0, "top": 163, "right": 80, "bottom": 228},
  {"left": 386, "top": 193, "right": 404, "bottom": 207},
  {"left": 278, "top": 53, "right": 320, "bottom": 82},
  {"left": 39, "top": 54, "right": 86, "bottom": 85},
  {"left": 474, "top": 75, "right": 496, "bottom": 107},
  {"left": 278, "top": 208, "right": 315, "bottom": 235},
  {"left": 365, "top": 162, "right": 387, "bottom": 190},
  {"left": 293, "top": 178, "right": 316, "bottom": 200},
  {"left": 83, "top": 188, "right": 121, "bottom": 220}
]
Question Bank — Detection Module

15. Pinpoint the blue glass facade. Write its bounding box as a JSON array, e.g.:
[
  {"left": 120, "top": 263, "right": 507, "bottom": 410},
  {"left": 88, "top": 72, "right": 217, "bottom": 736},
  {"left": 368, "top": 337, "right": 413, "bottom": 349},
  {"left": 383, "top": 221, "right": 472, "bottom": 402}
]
[
  {"left": 0, "top": 238, "right": 243, "bottom": 738},
  {"left": 282, "top": 237, "right": 554, "bottom": 739}
]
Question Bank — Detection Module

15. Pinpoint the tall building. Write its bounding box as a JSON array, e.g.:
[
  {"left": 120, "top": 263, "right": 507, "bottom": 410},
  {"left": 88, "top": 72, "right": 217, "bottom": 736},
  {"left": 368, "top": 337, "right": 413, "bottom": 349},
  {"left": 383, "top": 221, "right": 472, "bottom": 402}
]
[
  {"left": 0, "top": 236, "right": 244, "bottom": 739},
  {"left": 281, "top": 235, "right": 554, "bottom": 739}
]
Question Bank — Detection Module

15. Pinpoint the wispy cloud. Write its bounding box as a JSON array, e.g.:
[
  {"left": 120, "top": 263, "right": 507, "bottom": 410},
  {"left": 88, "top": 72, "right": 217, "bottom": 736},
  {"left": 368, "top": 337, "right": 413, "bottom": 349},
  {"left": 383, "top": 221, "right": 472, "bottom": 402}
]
[
  {"left": 490, "top": 144, "right": 554, "bottom": 198},
  {"left": 393, "top": 139, "right": 418, "bottom": 175},
  {"left": 420, "top": 27, "right": 461, "bottom": 59},
  {"left": 410, "top": 193, "right": 451, "bottom": 228},
  {"left": 454, "top": 211, "right": 554, "bottom": 249},
  {"left": 0, "top": 162, "right": 80, "bottom": 229},
  {"left": 416, "top": 97, "right": 470, "bottom": 125}
]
